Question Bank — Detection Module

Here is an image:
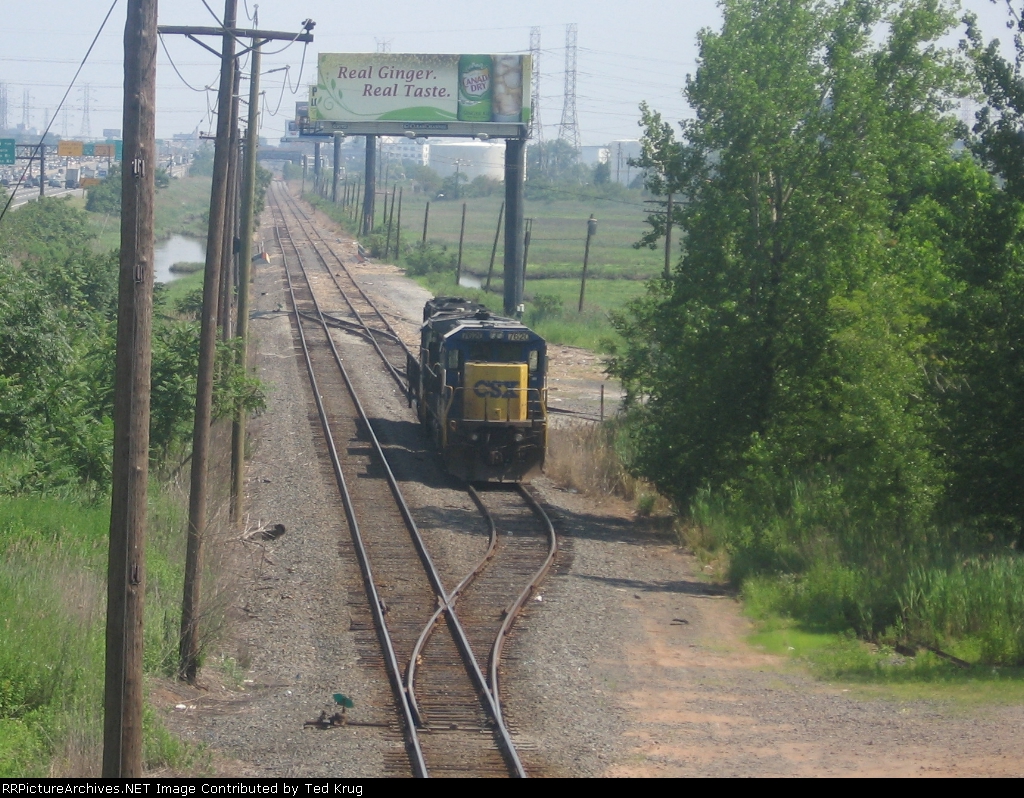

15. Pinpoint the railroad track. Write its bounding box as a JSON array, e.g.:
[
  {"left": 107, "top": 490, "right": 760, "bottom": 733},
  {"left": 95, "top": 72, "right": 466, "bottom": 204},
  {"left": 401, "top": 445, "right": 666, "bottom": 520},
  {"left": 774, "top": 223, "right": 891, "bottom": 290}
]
[
  {"left": 268, "top": 182, "right": 559, "bottom": 777},
  {"left": 273, "top": 183, "right": 603, "bottom": 423}
]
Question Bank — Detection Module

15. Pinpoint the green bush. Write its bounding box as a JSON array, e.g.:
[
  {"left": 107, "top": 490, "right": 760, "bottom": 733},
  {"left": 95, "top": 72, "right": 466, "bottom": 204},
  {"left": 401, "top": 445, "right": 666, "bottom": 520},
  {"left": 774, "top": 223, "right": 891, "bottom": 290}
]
[
  {"left": 403, "top": 241, "right": 456, "bottom": 276},
  {"left": 524, "top": 292, "right": 563, "bottom": 326},
  {"left": 84, "top": 165, "right": 121, "bottom": 215}
]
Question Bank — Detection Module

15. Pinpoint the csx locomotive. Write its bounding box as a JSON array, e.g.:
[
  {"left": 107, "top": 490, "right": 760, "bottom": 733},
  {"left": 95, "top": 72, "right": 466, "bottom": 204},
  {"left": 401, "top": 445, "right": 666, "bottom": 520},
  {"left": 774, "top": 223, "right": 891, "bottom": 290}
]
[{"left": 407, "top": 297, "right": 548, "bottom": 482}]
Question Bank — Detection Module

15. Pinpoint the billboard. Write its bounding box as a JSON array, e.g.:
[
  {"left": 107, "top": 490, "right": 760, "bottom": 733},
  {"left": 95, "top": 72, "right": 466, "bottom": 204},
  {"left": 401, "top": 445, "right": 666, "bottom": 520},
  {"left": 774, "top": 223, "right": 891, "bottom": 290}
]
[{"left": 312, "top": 54, "right": 531, "bottom": 126}]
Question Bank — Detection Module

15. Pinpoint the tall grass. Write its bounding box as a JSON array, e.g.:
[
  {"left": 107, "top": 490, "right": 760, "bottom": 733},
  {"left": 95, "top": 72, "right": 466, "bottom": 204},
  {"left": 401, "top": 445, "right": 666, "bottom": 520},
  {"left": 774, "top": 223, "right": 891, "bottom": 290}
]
[
  {"left": 0, "top": 488, "right": 201, "bottom": 775},
  {"left": 686, "top": 477, "right": 1024, "bottom": 666},
  {"left": 902, "top": 558, "right": 1024, "bottom": 665}
]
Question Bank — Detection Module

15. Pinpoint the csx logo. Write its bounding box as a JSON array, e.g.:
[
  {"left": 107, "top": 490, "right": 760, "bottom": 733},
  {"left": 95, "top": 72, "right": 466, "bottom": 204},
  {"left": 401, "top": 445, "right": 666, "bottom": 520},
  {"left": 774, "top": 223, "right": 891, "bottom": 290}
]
[{"left": 473, "top": 380, "right": 519, "bottom": 399}]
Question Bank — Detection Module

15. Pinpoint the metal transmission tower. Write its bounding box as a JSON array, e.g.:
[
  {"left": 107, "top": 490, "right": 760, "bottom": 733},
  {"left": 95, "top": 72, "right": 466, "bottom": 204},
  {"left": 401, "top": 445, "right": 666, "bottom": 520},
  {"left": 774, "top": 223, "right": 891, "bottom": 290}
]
[
  {"left": 558, "top": 23, "right": 580, "bottom": 151},
  {"left": 61, "top": 106, "right": 70, "bottom": 137},
  {"left": 80, "top": 84, "right": 92, "bottom": 137},
  {"left": 22, "top": 90, "right": 31, "bottom": 129},
  {"left": 0, "top": 83, "right": 7, "bottom": 130},
  {"left": 528, "top": 27, "right": 542, "bottom": 142},
  {"left": 375, "top": 38, "right": 392, "bottom": 53}
]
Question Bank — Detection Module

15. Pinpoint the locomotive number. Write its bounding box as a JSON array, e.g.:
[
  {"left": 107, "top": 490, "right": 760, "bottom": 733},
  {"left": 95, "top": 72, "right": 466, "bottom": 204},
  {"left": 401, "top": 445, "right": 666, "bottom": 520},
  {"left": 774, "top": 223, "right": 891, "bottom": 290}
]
[
  {"left": 473, "top": 380, "right": 520, "bottom": 399},
  {"left": 506, "top": 332, "right": 530, "bottom": 341}
]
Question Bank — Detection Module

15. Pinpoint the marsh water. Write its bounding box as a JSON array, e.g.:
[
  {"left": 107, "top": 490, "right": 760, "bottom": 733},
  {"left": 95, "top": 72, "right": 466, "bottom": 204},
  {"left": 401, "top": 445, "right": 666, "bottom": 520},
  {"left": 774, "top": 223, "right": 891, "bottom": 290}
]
[{"left": 155, "top": 235, "right": 205, "bottom": 283}]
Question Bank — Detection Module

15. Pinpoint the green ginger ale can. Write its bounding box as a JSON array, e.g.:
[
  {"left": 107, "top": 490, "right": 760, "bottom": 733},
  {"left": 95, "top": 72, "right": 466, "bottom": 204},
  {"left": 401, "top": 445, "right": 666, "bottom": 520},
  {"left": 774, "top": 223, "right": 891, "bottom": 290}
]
[{"left": 458, "top": 55, "right": 493, "bottom": 121}]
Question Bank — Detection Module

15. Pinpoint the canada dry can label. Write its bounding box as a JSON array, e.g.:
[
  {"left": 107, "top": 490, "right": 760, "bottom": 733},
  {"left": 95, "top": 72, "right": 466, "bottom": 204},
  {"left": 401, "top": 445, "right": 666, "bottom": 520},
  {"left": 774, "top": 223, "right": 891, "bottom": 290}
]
[{"left": 458, "top": 55, "right": 493, "bottom": 121}]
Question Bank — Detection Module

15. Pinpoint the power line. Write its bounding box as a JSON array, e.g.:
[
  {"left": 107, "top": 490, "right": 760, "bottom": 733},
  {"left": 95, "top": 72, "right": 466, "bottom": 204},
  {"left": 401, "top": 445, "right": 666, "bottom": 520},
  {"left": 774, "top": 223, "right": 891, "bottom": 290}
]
[{"left": 159, "top": 32, "right": 217, "bottom": 93}]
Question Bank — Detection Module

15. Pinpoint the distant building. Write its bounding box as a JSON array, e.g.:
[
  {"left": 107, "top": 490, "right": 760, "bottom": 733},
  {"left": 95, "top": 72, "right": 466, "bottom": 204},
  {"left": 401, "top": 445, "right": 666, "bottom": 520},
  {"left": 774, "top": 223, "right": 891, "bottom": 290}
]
[{"left": 380, "top": 136, "right": 428, "bottom": 165}]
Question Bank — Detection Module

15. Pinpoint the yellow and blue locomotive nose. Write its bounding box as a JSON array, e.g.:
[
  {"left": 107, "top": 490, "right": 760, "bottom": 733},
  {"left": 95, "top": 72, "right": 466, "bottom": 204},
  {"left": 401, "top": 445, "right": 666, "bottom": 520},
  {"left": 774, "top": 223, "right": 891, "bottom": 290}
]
[{"left": 463, "top": 362, "right": 528, "bottom": 421}]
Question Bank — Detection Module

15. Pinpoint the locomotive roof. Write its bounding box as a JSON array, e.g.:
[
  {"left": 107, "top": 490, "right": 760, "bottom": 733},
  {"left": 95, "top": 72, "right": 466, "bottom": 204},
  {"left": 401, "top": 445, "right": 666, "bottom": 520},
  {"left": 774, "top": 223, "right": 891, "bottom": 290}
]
[{"left": 422, "top": 303, "right": 543, "bottom": 343}]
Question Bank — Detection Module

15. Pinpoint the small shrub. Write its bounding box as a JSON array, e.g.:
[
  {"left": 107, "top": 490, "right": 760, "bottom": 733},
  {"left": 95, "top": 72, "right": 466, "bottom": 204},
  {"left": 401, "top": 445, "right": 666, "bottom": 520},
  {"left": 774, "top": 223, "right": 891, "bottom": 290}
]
[
  {"left": 361, "top": 228, "right": 387, "bottom": 258},
  {"left": 404, "top": 241, "right": 456, "bottom": 276},
  {"left": 525, "top": 293, "right": 564, "bottom": 326},
  {"left": 636, "top": 493, "right": 657, "bottom": 517},
  {"left": 168, "top": 261, "right": 203, "bottom": 275},
  {"left": 173, "top": 288, "right": 204, "bottom": 319}
]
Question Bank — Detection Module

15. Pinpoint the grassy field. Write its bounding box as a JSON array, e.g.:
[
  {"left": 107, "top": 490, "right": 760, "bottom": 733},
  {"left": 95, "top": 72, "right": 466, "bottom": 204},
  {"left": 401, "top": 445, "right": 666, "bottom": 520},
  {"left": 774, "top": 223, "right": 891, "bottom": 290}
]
[
  {"left": 372, "top": 192, "right": 663, "bottom": 281},
  {"left": 748, "top": 619, "right": 1024, "bottom": 703},
  {"left": 0, "top": 489, "right": 206, "bottom": 775},
  {"left": 77, "top": 174, "right": 213, "bottom": 253},
  {"left": 308, "top": 187, "right": 663, "bottom": 351}
]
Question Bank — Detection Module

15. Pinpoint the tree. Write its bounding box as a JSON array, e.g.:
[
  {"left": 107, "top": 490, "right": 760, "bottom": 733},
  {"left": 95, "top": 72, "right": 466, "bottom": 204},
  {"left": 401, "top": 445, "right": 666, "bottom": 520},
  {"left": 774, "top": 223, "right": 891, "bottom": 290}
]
[
  {"left": 406, "top": 163, "right": 442, "bottom": 195},
  {"left": 439, "top": 171, "right": 468, "bottom": 200},
  {"left": 936, "top": 4, "right": 1024, "bottom": 539},
  {"left": 85, "top": 164, "right": 122, "bottom": 215},
  {"left": 611, "top": 0, "right": 969, "bottom": 546},
  {"left": 527, "top": 139, "right": 589, "bottom": 184}
]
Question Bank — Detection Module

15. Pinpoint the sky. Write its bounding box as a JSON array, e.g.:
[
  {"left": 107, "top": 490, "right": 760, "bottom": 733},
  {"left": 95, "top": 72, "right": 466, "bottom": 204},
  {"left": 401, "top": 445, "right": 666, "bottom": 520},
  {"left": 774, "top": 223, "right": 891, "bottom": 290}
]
[{"left": 0, "top": 0, "right": 1017, "bottom": 146}]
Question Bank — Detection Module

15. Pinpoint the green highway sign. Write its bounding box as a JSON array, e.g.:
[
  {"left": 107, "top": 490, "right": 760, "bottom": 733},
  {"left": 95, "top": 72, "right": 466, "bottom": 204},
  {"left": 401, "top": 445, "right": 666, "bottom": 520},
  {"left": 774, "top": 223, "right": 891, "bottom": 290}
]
[{"left": 0, "top": 139, "right": 14, "bottom": 165}]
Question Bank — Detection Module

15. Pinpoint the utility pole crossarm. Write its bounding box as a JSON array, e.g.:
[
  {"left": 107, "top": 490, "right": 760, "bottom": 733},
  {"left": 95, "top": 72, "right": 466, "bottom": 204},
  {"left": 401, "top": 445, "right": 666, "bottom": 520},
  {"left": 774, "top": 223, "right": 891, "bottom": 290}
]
[{"left": 157, "top": 25, "right": 313, "bottom": 43}]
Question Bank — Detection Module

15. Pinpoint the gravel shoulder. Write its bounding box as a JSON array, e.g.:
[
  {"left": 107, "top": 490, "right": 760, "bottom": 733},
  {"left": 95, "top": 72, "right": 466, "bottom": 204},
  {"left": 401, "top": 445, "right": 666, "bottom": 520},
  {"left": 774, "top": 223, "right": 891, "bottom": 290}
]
[{"left": 155, "top": 188, "right": 1023, "bottom": 778}]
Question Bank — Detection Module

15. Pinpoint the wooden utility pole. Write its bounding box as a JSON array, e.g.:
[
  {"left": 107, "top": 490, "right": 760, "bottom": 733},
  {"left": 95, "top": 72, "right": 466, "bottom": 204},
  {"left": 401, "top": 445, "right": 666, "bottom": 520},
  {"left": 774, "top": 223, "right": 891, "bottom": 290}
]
[
  {"left": 421, "top": 200, "right": 430, "bottom": 244},
  {"left": 231, "top": 36, "right": 261, "bottom": 524},
  {"left": 383, "top": 184, "right": 396, "bottom": 259},
  {"left": 521, "top": 218, "right": 532, "bottom": 301},
  {"left": 394, "top": 187, "right": 402, "bottom": 264},
  {"left": 180, "top": 0, "right": 238, "bottom": 684},
  {"left": 456, "top": 202, "right": 467, "bottom": 285},
  {"left": 103, "top": 0, "right": 156, "bottom": 777},
  {"left": 664, "top": 192, "right": 673, "bottom": 280},
  {"left": 162, "top": 6, "right": 313, "bottom": 684},
  {"left": 578, "top": 214, "right": 597, "bottom": 313},
  {"left": 219, "top": 71, "right": 241, "bottom": 344},
  {"left": 485, "top": 201, "right": 504, "bottom": 291}
]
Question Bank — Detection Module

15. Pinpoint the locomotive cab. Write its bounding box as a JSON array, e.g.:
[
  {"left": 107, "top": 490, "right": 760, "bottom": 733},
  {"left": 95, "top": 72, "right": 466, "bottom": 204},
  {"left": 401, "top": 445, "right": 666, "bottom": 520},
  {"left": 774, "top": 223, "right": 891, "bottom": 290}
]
[{"left": 411, "top": 299, "right": 547, "bottom": 482}]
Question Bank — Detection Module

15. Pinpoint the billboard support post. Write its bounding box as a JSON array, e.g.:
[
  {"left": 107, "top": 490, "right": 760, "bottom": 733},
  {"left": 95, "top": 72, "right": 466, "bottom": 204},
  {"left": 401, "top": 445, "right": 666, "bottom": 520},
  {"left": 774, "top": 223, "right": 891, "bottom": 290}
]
[
  {"left": 363, "top": 135, "right": 376, "bottom": 235},
  {"left": 503, "top": 138, "right": 526, "bottom": 317}
]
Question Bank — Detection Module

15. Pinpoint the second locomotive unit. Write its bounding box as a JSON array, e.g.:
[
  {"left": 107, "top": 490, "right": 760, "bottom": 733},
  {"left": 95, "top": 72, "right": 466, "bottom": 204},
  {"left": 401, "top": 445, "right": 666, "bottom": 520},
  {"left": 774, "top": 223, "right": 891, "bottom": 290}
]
[{"left": 407, "top": 298, "right": 548, "bottom": 482}]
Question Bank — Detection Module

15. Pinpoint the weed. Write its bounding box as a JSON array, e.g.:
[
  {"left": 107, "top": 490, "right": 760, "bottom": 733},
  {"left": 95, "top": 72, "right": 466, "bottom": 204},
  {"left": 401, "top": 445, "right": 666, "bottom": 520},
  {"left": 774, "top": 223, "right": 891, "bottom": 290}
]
[
  {"left": 403, "top": 241, "right": 457, "bottom": 276},
  {"left": 636, "top": 493, "right": 657, "bottom": 517},
  {"left": 143, "top": 705, "right": 210, "bottom": 774}
]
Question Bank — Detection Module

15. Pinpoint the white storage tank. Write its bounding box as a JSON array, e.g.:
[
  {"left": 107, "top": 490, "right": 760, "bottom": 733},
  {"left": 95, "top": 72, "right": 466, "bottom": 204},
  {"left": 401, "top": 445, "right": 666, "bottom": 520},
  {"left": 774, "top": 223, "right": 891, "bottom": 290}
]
[{"left": 428, "top": 140, "right": 505, "bottom": 182}]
